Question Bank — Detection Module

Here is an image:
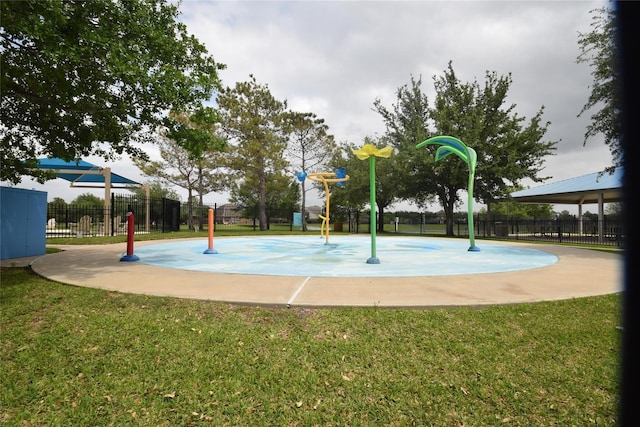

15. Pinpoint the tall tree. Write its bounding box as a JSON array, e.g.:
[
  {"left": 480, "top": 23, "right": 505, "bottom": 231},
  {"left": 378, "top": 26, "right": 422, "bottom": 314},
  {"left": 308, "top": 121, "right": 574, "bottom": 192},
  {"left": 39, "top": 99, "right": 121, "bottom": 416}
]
[
  {"left": 327, "top": 138, "right": 399, "bottom": 232},
  {"left": 161, "top": 107, "right": 226, "bottom": 226},
  {"left": 229, "top": 173, "right": 300, "bottom": 226},
  {"left": 49, "top": 197, "right": 67, "bottom": 206},
  {"left": 375, "top": 65, "right": 556, "bottom": 236},
  {"left": 577, "top": 6, "right": 620, "bottom": 173},
  {"left": 480, "top": 190, "right": 554, "bottom": 220},
  {"left": 349, "top": 136, "right": 400, "bottom": 233},
  {"left": 71, "top": 193, "right": 103, "bottom": 208},
  {"left": 431, "top": 64, "right": 556, "bottom": 217},
  {"left": 217, "top": 75, "right": 289, "bottom": 231},
  {"left": 1, "top": 0, "right": 225, "bottom": 184},
  {"left": 133, "top": 111, "right": 226, "bottom": 230},
  {"left": 373, "top": 75, "right": 435, "bottom": 208},
  {"left": 283, "top": 111, "right": 337, "bottom": 230},
  {"left": 326, "top": 142, "right": 370, "bottom": 215},
  {"left": 129, "top": 181, "right": 179, "bottom": 201}
]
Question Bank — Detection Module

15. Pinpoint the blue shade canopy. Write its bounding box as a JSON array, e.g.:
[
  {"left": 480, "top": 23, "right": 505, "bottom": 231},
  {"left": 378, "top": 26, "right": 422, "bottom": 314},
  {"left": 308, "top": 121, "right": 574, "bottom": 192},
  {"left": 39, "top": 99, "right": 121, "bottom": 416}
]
[
  {"left": 510, "top": 170, "right": 622, "bottom": 205},
  {"left": 36, "top": 158, "right": 140, "bottom": 187}
]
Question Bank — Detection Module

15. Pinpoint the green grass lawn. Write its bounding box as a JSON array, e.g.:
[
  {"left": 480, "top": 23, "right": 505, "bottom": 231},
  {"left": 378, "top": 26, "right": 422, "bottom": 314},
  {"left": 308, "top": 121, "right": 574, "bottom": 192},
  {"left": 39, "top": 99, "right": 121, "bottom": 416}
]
[{"left": 1, "top": 233, "right": 622, "bottom": 426}]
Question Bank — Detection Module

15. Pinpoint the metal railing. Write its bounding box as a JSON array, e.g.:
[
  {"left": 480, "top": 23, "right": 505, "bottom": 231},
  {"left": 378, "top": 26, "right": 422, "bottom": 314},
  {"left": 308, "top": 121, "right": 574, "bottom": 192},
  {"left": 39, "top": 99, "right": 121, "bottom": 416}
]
[
  {"left": 45, "top": 198, "right": 296, "bottom": 237},
  {"left": 45, "top": 199, "right": 624, "bottom": 248},
  {"left": 371, "top": 213, "right": 624, "bottom": 248}
]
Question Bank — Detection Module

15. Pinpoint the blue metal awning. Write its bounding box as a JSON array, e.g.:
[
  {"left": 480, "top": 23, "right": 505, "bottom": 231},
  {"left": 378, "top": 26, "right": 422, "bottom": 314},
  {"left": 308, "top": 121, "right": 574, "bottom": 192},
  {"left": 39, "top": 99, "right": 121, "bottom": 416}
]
[
  {"left": 36, "top": 158, "right": 140, "bottom": 187},
  {"left": 510, "top": 170, "right": 622, "bottom": 205}
]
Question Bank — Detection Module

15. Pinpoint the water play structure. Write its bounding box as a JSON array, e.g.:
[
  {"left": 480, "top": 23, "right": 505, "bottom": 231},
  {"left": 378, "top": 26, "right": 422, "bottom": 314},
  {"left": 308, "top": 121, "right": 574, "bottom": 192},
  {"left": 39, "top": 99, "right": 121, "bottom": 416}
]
[
  {"left": 416, "top": 136, "right": 479, "bottom": 251},
  {"left": 298, "top": 168, "right": 350, "bottom": 244},
  {"left": 352, "top": 143, "right": 393, "bottom": 264},
  {"left": 122, "top": 137, "right": 482, "bottom": 272},
  {"left": 29, "top": 236, "right": 620, "bottom": 308},
  {"left": 204, "top": 208, "right": 218, "bottom": 254},
  {"left": 133, "top": 235, "right": 558, "bottom": 277},
  {"left": 119, "top": 212, "right": 139, "bottom": 262}
]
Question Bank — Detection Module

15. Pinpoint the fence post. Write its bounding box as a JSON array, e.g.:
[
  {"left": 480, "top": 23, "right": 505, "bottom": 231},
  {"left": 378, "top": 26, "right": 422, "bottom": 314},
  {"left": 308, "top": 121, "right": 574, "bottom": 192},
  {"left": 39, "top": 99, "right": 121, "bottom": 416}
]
[
  {"left": 557, "top": 222, "right": 563, "bottom": 243},
  {"left": 213, "top": 203, "right": 217, "bottom": 232}
]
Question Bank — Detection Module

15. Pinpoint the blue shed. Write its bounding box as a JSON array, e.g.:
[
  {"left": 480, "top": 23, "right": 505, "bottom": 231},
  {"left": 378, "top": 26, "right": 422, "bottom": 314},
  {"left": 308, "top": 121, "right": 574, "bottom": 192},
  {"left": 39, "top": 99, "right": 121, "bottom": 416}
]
[{"left": 1, "top": 186, "right": 47, "bottom": 260}]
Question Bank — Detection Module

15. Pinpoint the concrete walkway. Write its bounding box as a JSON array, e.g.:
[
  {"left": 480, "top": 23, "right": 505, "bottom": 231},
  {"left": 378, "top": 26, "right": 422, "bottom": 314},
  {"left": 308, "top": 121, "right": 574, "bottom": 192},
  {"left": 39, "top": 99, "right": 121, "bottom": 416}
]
[{"left": 6, "top": 238, "right": 623, "bottom": 308}]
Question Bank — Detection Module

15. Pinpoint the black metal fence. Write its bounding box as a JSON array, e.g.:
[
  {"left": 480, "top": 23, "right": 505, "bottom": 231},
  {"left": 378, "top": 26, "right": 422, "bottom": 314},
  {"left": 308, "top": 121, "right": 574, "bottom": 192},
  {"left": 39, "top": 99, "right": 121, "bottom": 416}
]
[
  {"left": 45, "top": 204, "right": 107, "bottom": 237},
  {"left": 366, "top": 212, "right": 624, "bottom": 248},
  {"left": 46, "top": 194, "right": 182, "bottom": 237},
  {"left": 45, "top": 197, "right": 623, "bottom": 247},
  {"left": 474, "top": 216, "right": 624, "bottom": 247},
  {"left": 45, "top": 196, "right": 296, "bottom": 237}
]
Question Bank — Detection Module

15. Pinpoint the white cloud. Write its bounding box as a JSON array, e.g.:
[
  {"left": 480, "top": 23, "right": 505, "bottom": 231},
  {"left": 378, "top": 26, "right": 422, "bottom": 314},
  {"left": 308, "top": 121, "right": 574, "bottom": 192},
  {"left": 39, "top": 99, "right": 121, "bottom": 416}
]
[{"left": 6, "top": 0, "right": 614, "bottom": 214}]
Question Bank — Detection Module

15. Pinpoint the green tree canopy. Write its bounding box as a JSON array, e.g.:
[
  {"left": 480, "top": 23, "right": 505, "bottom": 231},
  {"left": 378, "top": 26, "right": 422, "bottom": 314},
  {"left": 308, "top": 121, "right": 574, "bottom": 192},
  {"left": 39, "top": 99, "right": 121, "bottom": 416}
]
[
  {"left": 217, "top": 75, "right": 289, "bottom": 231},
  {"left": 162, "top": 107, "right": 227, "bottom": 228},
  {"left": 134, "top": 112, "right": 226, "bottom": 230},
  {"left": 604, "top": 202, "right": 621, "bottom": 217},
  {"left": 129, "top": 181, "right": 180, "bottom": 201},
  {"left": 70, "top": 192, "right": 103, "bottom": 208},
  {"left": 431, "top": 64, "right": 556, "bottom": 209},
  {"left": 49, "top": 197, "right": 67, "bottom": 206},
  {"left": 1, "top": 0, "right": 225, "bottom": 184},
  {"left": 373, "top": 75, "right": 434, "bottom": 208},
  {"left": 284, "top": 111, "right": 337, "bottom": 230},
  {"left": 479, "top": 199, "right": 554, "bottom": 220},
  {"left": 577, "top": 6, "right": 619, "bottom": 173},
  {"left": 162, "top": 107, "right": 226, "bottom": 159},
  {"left": 229, "top": 172, "right": 300, "bottom": 219},
  {"left": 326, "top": 141, "right": 370, "bottom": 214},
  {"left": 329, "top": 137, "right": 399, "bottom": 232},
  {"left": 375, "top": 65, "right": 556, "bottom": 236}
]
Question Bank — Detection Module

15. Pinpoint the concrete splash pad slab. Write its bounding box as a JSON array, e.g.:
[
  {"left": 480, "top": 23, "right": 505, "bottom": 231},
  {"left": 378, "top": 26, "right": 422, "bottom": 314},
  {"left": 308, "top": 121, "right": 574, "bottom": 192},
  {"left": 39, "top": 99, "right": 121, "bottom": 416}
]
[
  {"left": 133, "top": 235, "right": 559, "bottom": 277},
  {"left": 30, "top": 236, "right": 621, "bottom": 308}
]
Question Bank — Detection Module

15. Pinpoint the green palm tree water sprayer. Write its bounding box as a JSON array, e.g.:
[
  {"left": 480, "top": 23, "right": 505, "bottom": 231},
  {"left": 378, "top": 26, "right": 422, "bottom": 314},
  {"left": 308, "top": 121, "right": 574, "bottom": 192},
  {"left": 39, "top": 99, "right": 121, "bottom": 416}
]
[{"left": 416, "top": 136, "right": 479, "bottom": 252}]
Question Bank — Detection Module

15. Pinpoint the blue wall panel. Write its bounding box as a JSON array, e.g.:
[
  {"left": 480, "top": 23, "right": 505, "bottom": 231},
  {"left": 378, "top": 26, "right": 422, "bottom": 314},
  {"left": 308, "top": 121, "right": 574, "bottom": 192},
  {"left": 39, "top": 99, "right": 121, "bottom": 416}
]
[{"left": 1, "top": 187, "right": 47, "bottom": 260}]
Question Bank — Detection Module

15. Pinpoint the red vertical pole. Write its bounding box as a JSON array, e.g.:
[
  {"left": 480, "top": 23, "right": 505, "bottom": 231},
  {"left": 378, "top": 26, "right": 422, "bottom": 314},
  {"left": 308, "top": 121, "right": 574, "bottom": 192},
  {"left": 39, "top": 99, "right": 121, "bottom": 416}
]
[
  {"left": 120, "top": 212, "right": 139, "bottom": 261},
  {"left": 126, "top": 212, "right": 135, "bottom": 255}
]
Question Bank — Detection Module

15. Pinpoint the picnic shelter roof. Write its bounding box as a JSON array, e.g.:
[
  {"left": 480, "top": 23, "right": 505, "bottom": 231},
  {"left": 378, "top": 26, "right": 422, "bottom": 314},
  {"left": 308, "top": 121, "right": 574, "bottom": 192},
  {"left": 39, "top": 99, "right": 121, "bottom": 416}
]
[
  {"left": 36, "top": 158, "right": 140, "bottom": 187},
  {"left": 509, "top": 169, "right": 623, "bottom": 205}
]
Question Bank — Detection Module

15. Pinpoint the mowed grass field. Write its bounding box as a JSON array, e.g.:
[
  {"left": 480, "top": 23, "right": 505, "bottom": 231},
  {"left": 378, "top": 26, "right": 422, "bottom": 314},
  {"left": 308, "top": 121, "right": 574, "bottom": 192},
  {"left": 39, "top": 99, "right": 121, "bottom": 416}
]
[{"left": 0, "top": 232, "right": 623, "bottom": 426}]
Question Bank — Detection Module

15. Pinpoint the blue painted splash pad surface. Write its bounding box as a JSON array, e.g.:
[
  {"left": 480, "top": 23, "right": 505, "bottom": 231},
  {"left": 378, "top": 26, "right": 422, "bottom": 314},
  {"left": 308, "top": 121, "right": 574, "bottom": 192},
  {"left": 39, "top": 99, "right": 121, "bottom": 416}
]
[{"left": 133, "top": 236, "right": 558, "bottom": 277}]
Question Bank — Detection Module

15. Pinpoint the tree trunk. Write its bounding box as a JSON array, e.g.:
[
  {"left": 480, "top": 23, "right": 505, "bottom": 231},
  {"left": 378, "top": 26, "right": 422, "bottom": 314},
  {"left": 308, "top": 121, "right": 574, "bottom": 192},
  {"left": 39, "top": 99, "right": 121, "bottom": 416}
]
[
  {"left": 258, "top": 158, "right": 268, "bottom": 231},
  {"left": 198, "top": 191, "right": 204, "bottom": 232},
  {"left": 301, "top": 180, "right": 307, "bottom": 231},
  {"left": 187, "top": 190, "right": 194, "bottom": 231},
  {"left": 486, "top": 202, "right": 493, "bottom": 236},
  {"left": 444, "top": 198, "right": 455, "bottom": 236}
]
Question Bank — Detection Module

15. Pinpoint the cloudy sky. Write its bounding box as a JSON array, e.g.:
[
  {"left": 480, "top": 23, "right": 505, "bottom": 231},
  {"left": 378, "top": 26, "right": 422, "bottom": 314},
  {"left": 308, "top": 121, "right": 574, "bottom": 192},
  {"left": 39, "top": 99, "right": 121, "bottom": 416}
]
[{"left": 9, "top": 0, "right": 613, "bottom": 213}]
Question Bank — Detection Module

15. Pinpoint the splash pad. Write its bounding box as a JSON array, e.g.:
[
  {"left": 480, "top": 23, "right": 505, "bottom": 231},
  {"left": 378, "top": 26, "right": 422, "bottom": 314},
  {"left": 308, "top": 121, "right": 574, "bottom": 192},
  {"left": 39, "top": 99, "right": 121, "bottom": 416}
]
[
  {"left": 133, "top": 235, "right": 558, "bottom": 277},
  {"left": 29, "top": 235, "right": 620, "bottom": 307}
]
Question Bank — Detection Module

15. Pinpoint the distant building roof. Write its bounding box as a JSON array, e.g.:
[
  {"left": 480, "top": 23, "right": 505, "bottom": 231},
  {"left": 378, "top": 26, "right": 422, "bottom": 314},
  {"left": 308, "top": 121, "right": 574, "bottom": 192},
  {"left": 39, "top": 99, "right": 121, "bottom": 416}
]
[{"left": 510, "top": 169, "right": 622, "bottom": 205}]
